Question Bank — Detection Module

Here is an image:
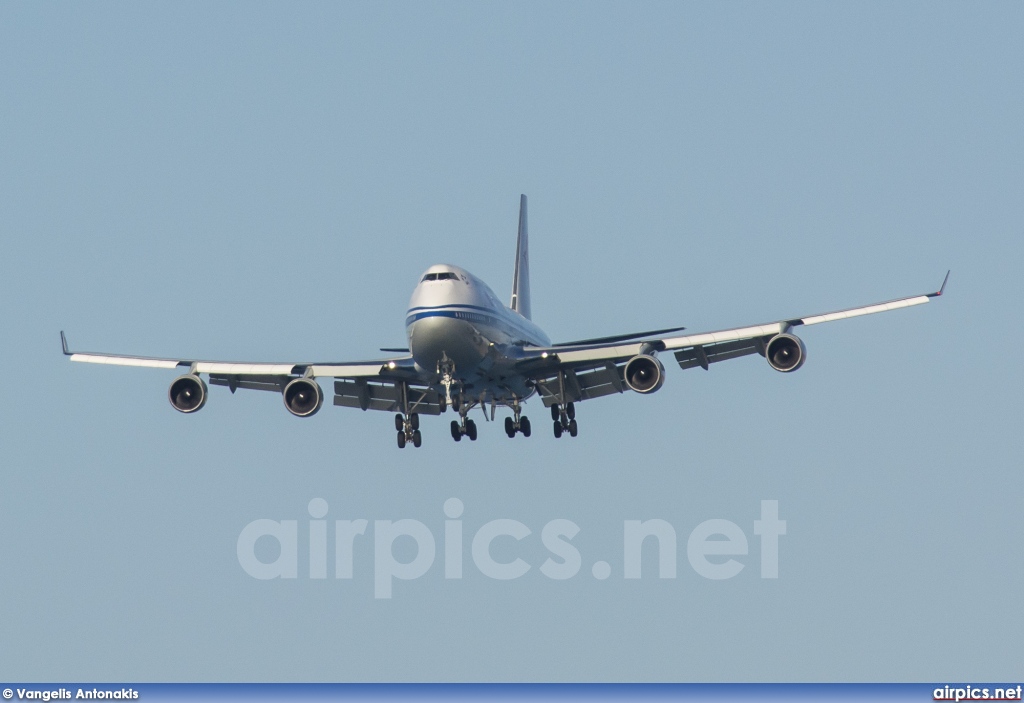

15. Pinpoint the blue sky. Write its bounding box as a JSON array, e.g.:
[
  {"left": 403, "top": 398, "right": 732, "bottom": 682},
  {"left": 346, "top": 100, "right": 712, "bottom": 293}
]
[{"left": 1, "top": 1, "right": 1022, "bottom": 682}]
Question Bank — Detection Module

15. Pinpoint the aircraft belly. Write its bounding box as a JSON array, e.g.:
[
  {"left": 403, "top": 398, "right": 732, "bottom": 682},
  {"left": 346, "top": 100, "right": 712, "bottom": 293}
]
[{"left": 408, "top": 316, "right": 536, "bottom": 405}]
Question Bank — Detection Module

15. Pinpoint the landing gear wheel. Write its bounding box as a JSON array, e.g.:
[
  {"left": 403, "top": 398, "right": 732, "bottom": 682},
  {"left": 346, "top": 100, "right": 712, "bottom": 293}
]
[
  {"left": 451, "top": 421, "right": 462, "bottom": 442},
  {"left": 505, "top": 417, "right": 516, "bottom": 438},
  {"left": 568, "top": 418, "right": 578, "bottom": 437},
  {"left": 566, "top": 402, "right": 576, "bottom": 420},
  {"left": 412, "top": 429, "right": 422, "bottom": 448},
  {"left": 409, "top": 413, "right": 420, "bottom": 431},
  {"left": 551, "top": 405, "right": 561, "bottom": 422},
  {"left": 395, "top": 414, "right": 404, "bottom": 432},
  {"left": 397, "top": 431, "right": 407, "bottom": 449},
  {"left": 520, "top": 416, "right": 531, "bottom": 437},
  {"left": 439, "top": 396, "right": 447, "bottom": 413},
  {"left": 553, "top": 420, "right": 563, "bottom": 438},
  {"left": 466, "top": 419, "right": 478, "bottom": 441}
]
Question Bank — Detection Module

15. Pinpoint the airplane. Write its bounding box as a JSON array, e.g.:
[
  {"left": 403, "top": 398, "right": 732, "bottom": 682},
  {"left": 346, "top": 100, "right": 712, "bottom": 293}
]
[{"left": 61, "top": 195, "right": 948, "bottom": 448}]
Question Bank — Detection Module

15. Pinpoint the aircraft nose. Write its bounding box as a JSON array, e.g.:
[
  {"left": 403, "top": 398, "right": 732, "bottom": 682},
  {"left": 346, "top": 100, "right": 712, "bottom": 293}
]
[{"left": 408, "top": 315, "right": 487, "bottom": 371}]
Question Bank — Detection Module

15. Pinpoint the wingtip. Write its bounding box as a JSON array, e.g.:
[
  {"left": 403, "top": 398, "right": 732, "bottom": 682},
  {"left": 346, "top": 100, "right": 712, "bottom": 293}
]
[
  {"left": 60, "top": 330, "right": 70, "bottom": 355},
  {"left": 936, "top": 270, "right": 951, "bottom": 297}
]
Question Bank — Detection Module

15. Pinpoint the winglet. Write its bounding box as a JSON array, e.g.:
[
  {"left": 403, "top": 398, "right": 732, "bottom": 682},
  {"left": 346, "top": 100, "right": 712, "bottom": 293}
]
[
  {"left": 61, "top": 330, "right": 70, "bottom": 355},
  {"left": 930, "top": 270, "right": 951, "bottom": 298}
]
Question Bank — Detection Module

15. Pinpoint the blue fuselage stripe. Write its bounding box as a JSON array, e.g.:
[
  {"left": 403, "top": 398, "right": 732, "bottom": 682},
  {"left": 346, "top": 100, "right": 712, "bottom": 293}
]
[
  {"left": 406, "top": 303, "right": 495, "bottom": 314},
  {"left": 406, "top": 310, "right": 496, "bottom": 325},
  {"left": 405, "top": 306, "right": 541, "bottom": 344}
]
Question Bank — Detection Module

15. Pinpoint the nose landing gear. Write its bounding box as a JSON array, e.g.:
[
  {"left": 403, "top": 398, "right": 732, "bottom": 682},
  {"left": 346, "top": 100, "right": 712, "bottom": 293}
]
[{"left": 437, "top": 355, "right": 457, "bottom": 411}]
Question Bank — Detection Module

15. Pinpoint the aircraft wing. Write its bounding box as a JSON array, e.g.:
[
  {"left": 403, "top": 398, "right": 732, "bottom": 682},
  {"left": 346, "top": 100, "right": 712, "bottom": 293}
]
[
  {"left": 518, "top": 272, "right": 948, "bottom": 407},
  {"left": 61, "top": 331, "right": 411, "bottom": 377},
  {"left": 61, "top": 333, "right": 447, "bottom": 416}
]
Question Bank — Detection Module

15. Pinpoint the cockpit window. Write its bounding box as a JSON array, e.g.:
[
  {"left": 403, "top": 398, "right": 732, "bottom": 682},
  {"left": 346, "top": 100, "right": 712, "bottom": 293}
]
[{"left": 423, "top": 272, "right": 458, "bottom": 282}]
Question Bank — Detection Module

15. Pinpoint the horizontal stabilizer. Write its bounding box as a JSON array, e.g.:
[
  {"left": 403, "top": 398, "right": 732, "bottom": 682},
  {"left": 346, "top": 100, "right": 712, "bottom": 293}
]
[{"left": 553, "top": 326, "right": 687, "bottom": 347}]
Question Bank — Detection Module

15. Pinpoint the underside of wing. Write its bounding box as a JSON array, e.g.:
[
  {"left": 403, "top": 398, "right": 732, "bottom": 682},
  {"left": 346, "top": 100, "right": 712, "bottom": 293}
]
[
  {"left": 332, "top": 379, "right": 444, "bottom": 415},
  {"left": 60, "top": 331, "right": 436, "bottom": 416},
  {"left": 518, "top": 273, "right": 948, "bottom": 406},
  {"left": 61, "top": 331, "right": 410, "bottom": 377},
  {"left": 530, "top": 362, "right": 628, "bottom": 408}
]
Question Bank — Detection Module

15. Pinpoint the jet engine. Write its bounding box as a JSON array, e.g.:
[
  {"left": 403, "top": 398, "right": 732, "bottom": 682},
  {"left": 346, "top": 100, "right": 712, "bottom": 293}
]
[
  {"left": 765, "top": 333, "right": 807, "bottom": 372},
  {"left": 623, "top": 354, "right": 666, "bottom": 394},
  {"left": 283, "top": 377, "right": 323, "bottom": 417},
  {"left": 168, "top": 374, "right": 208, "bottom": 413}
]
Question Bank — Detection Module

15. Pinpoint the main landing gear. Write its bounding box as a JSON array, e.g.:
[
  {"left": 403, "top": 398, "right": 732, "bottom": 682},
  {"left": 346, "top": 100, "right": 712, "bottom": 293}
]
[
  {"left": 450, "top": 397, "right": 477, "bottom": 442},
  {"left": 551, "top": 402, "right": 578, "bottom": 439},
  {"left": 504, "top": 398, "right": 531, "bottom": 438},
  {"left": 451, "top": 417, "right": 477, "bottom": 442},
  {"left": 395, "top": 412, "right": 422, "bottom": 449}
]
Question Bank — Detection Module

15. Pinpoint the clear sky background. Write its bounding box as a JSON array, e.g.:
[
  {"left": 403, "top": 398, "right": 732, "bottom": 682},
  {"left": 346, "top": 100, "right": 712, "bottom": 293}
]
[{"left": 1, "top": 1, "right": 1021, "bottom": 683}]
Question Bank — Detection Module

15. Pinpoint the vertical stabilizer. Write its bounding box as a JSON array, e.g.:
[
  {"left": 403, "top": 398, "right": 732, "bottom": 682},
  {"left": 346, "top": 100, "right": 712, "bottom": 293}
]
[{"left": 510, "top": 194, "right": 531, "bottom": 320}]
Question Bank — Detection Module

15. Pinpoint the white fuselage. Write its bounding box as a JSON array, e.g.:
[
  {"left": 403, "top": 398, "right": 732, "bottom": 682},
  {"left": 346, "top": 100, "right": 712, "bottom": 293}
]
[{"left": 405, "top": 264, "right": 550, "bottom": 403}]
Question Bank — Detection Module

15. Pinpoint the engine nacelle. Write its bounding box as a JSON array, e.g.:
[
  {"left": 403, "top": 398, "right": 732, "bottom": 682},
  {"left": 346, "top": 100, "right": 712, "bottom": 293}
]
[
  {"left": 623, "top": 354, "right": 666, "bottom": 394},
  {"left": 283, "top": 377, "right": 323, "bottom": 417},
  {"left": 765, "top": 333, "right": 807, "bottom": 372},
  {"left": 168, "top": 374, "right": 208, "bottom": 413}
]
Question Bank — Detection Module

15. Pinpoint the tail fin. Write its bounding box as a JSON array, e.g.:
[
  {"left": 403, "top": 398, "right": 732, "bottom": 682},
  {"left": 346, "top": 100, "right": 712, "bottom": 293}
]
[{"left": 510, "top": 194, "right": 531, "bottom": 319}]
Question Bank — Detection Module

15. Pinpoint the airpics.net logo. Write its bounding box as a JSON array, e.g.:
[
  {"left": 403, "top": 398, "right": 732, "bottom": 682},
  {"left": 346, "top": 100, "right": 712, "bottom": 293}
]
[{"left": 237, "top": 499, "right": 787, "bottom": 599}]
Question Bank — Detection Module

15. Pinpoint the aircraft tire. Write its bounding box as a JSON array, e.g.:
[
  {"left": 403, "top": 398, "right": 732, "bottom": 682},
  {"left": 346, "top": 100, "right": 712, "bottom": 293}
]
[
  {"left": 467, "top": 419, "right": 478, "bottom": 441},
  {"left": 397, "top": 431, "right": 407, "bottom": 449},
  {"left": 413, "top": 430, "right": 422, "bottom": 448},
  {"left": 553, "top": 420, "right": 563, "bottom": 439},
  {"left": 521, "top": 416, "right": 531, "bottom": 437},
  {"left": 451, "top": 421, "right": 462, "bottom": 442},
  {"left": 568, "top": 419, "right": 578, "bottom": 437}
]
